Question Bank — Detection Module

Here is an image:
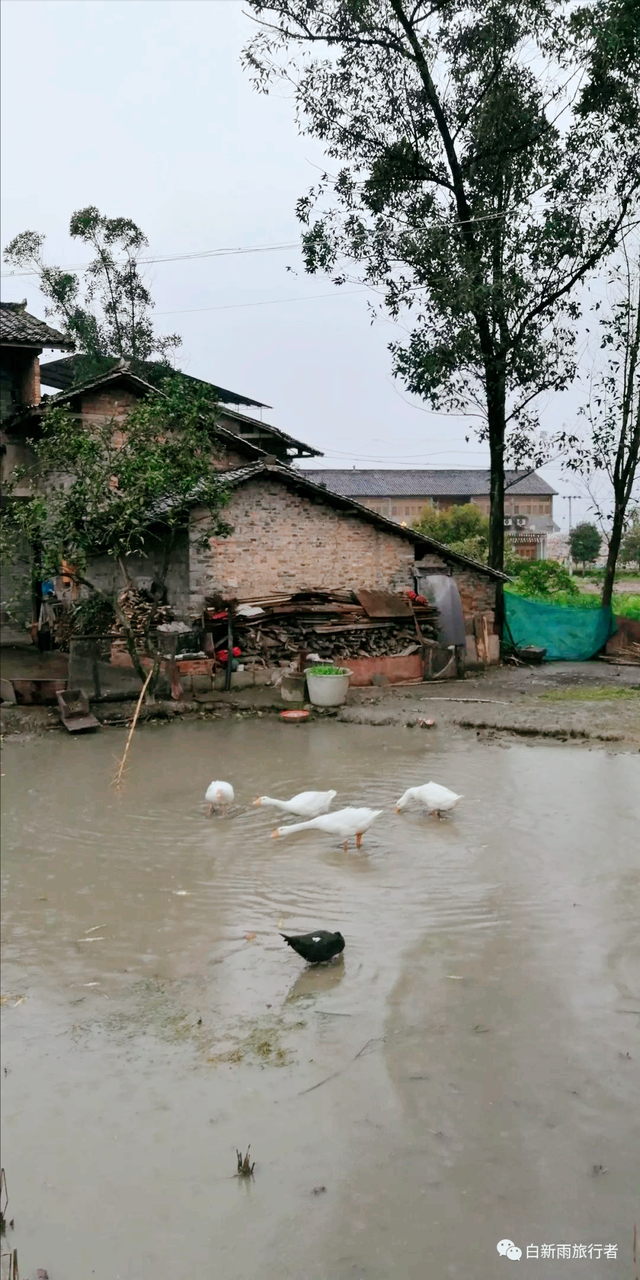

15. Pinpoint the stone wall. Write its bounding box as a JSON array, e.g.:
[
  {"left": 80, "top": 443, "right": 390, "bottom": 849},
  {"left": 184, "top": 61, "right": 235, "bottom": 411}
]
[{"left": 189, "top": 477, "right": 416, "bottom": 608}]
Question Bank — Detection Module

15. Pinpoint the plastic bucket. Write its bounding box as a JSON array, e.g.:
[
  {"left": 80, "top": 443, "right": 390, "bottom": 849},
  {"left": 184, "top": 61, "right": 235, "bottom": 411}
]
[{"left": 305, "top": 668, "right": 352, "bottom": 707}]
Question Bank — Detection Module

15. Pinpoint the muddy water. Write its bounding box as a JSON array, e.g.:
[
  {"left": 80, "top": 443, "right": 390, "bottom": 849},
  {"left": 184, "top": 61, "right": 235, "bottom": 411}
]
[{"left": 1, "top": 721, "right": 639, "bottom": 1279}]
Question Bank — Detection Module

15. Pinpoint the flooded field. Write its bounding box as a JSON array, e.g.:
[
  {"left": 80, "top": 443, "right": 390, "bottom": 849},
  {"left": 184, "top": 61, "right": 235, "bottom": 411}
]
[{"left": 1, "top": 719, "right": 639, "bottom": 1278}]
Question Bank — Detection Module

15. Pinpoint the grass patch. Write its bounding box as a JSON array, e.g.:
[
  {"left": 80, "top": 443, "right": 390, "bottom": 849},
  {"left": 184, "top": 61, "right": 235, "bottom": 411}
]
[
  {"left": 505, "top": 587, "right": 640, "bottom": 619},
  {"left": 208, "top": 1015, "right": 302, "bottom": 1067},
  {"left": 539, "top": 685, "right": 640, "bottom": 703}
]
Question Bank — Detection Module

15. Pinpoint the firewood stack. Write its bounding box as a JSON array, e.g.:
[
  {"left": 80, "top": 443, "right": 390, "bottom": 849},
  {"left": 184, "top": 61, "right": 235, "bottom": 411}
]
[
  {"left": 114, "top": 586, "right": 175, "bottom": 641},
  {"left": 205, "top": 589, "right": 440, "bottom": 666}
]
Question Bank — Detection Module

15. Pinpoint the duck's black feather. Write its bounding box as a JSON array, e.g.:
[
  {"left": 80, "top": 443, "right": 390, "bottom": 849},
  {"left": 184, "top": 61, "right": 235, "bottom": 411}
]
[{"left": 280, "top": 930, "right": 345, "bottom": 964}]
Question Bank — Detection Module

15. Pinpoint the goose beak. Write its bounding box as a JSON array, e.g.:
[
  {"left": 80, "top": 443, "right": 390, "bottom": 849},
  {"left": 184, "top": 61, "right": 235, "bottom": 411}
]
[
  {"left": 253, "top": 797, "right": 262, "bottom": 806},
  {"left": 271, "top": 829, "right": 280, "bottom": 839},
  {"left": 395, "top": 805, "right": 400, "bottom": 813}
]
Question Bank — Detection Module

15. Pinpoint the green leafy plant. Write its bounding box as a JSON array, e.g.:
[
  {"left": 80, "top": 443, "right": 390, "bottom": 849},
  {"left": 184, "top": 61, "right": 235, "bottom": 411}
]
[
  {"left": 413, "top": 504, "right": 490, "bottom": 559},
  {"left": 507, "top": 560, "right": 580, "bottom": 599},
  {"left": 611, "top": 591, "right": 640, "bottom": 619},
  {"left": 4, "top": 206, "right": 181, "bottom": 379},
  {"left": 306, "top": 664, "right": 350, "bottom": 676}
]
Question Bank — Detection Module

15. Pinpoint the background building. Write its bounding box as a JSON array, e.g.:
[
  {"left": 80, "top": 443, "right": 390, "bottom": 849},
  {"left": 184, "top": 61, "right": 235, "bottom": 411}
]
[{"left": 308, "top": 468, "right": 558, "bottom": 559}]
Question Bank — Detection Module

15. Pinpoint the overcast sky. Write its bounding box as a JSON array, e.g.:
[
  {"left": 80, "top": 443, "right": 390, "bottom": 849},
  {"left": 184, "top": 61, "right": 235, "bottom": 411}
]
[{"left": 1, "top": 0, "right": 615, "bottom": 530}]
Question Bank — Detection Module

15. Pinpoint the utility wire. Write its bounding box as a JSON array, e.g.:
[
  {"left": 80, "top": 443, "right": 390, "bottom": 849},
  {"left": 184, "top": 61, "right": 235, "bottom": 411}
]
[{"left": 1, "top": 240, "right": 300, "bottom": 279}]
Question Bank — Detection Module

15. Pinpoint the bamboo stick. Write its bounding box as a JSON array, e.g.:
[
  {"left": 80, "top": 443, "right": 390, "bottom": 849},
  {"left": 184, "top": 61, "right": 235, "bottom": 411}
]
[{"left": 112, "top": 666, "right": 153, "bottom": 792}]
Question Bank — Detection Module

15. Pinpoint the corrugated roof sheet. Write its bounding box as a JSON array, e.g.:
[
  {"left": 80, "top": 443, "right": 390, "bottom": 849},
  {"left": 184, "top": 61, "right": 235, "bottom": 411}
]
[
  {"left": 39, "top": 354, "right": 271, "bottom": 409},
  {"left": 0, "top": 301, "right": 74, "bottom": 350},
  {"left": 306, "top": 468, "right": 557, "bottom": 497}
]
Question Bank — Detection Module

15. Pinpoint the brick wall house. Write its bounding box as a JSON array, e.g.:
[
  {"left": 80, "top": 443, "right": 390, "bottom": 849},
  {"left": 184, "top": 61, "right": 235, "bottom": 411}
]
[
  {"left": 2, "top": 354, "right": 506, "bottom": 654},
  {"left": 189, "top": 471, "right": 417, "bottom": 607},
  {"left": 39, "top": 354, "right": 321, "bottom": 465},
  {"left": 186, "top": 462, "right": 506, "bottom": 635},
  {"left": 1, "top": 302, "right": 74, "bottom": 493}
]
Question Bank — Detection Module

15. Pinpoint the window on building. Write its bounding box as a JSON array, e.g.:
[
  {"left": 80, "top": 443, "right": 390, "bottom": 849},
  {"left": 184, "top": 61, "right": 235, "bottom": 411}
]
[{"left": 391, "top": 505, "right": 399, "bottom": 516}]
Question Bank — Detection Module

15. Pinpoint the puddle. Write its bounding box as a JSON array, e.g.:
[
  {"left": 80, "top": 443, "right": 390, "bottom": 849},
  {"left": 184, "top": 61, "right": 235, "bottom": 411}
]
[{"left": 1, "top": 720, "right": 639, "bottom": 1277}]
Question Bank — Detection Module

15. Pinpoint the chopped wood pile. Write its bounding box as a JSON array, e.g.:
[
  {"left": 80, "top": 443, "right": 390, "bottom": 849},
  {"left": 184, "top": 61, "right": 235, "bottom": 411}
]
[
  {"left": 205, "top": 589, "right": 440, "bottom": 665},
  {"left": 109, "top": 587, "right": 178, "bottom": 664},
  {"left": 114, "top": 587, "right": 175, "bottom": 641}
]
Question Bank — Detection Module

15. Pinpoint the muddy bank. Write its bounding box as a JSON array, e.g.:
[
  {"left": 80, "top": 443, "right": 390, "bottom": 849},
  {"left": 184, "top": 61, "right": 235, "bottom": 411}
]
[
  {"left": 3, "top": 659, "right": 639, "bottom": 748},
  {"left": 340, "top": 662, "right": 640, "bottom": 747},
  {"left": 1, "top": 720, "right": 639, "bottom": 1278}
]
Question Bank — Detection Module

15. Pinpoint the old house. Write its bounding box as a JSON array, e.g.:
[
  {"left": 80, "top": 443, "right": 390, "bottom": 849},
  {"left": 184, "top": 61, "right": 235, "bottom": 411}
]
[
  {"left": 1, "top": 302, "right": 75, "bottom": 632},
  {"left": 187, "top": 461, "right": 504, "bottom": 621},
  {"left": 38, "top": 354, "right": 320, "bottom": 464},
  {"left": 2, "top": 342, "right": 506, "bottom": 667},
  {"left": 310, "top": 468, "right": 559, "bottom": 560}
]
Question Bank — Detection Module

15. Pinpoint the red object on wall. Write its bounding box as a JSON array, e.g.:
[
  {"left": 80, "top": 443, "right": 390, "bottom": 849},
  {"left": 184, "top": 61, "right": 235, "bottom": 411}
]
[{"left": 216, "top": 646, "right": 242, "bottom": 662}]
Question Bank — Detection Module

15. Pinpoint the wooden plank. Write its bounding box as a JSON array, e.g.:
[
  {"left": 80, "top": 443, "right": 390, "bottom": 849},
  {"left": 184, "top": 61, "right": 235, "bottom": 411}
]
[
  {"left": 356, "top": 589, "right": 413, "bottom": 618},
  {"left": 314, "top": 620, "right": 404, "bottom": 633},
  {"left": 487, "top": 635, "right": 501, "bottom": 664},
  {"left": 473, "top": 615, "right": 486, "bottom": 664}
]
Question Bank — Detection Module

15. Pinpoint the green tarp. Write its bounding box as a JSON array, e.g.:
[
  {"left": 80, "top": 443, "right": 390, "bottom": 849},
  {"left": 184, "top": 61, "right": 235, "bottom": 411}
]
[{"left": 504, "top": 593, "right": 615, "bottom": 662}]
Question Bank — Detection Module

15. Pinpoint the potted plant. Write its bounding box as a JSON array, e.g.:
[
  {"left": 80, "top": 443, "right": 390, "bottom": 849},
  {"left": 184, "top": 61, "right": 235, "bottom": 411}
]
[{"left": 305, "top": 663, "right": 352, "bottom": 707}]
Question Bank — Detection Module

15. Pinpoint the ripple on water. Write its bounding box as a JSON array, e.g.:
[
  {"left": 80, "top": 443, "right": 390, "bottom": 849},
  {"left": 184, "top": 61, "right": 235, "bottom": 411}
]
[{"left": 2, "top": 722, "right": 638, "bottom": 1007}]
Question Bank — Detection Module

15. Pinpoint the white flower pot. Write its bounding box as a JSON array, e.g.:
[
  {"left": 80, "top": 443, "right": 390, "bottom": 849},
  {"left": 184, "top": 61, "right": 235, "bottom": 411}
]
[{"left": 305, "top": 668, "right": 352, "bottom": 707}]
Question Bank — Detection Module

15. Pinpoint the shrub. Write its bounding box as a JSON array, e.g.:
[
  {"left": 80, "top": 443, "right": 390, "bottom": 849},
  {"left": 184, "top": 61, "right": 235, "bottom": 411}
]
[
  {"left": 507, "top": 560, "right": 579, "bottom": 599},
  {"left": 413, "top": 503, "right": 490, "bottom": 559}
]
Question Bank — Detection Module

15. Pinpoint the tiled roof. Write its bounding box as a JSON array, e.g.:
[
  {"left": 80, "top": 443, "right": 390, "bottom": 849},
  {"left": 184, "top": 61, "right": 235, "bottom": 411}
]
[
  {"left": 0, "top": 301, "right": 74, "bottom": 349},
  {"left": 217, "top": 405, "right": 322, "bottom": 458},
  {"left": 305, "top": 468, "right": 557, "bottom": 497}
]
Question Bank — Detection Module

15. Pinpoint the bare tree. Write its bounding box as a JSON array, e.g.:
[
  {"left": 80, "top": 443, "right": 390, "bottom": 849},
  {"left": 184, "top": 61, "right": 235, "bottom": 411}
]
[{"left": 564, "top": 231, "right": 640, "bottom": 607}]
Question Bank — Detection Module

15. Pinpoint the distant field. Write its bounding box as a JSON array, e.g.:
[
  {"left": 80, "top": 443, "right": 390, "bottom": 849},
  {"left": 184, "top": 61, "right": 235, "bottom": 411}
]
[{"left": 576, "top": 579, "right": 640, "bottom": 596}]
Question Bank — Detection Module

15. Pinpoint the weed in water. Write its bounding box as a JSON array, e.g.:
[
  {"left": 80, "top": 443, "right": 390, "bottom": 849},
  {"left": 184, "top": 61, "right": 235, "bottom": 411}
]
[{"left": 236, "top": 1147, "right": 255, "bottom": 1177}]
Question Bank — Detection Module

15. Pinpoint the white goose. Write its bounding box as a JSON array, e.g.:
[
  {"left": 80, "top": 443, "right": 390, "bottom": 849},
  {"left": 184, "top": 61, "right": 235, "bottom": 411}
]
[
  {"left": 253, "top": 789, "right": 337, "bottom": 819},
  {"left": 271, "top": 806, "right": 383, "bottom": 851},
  {"left": 205, "top": 780, "right": 234, "bottom": 815},
  {"left": 396, "top": 782, "right": 462, "bottom": 818}
]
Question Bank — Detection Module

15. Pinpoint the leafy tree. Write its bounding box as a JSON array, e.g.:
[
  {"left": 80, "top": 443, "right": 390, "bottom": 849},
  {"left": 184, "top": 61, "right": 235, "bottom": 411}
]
[
  {"left": 244, "top": 0, "right": 640, "bottom": 581},
  {"left": 569, "top": 520, "right": 602, "bottom": 573},
  {"left": 413, "top": 502, "right": 490, "bottom": 563},
  {"left": 508, "top": 559, "right": 579, "bottom": 598},
  {"left": 1, "top": 378, "right": 229, "bottom": 690},
  {"left": 620, "top": 507, "right": 640, "bottom": 568},
  {"left": 562, "top": 234, "right": 639, "bottom": 605},
  {"left": 3, "top": 207, "right": 182, "bottom": 384}
]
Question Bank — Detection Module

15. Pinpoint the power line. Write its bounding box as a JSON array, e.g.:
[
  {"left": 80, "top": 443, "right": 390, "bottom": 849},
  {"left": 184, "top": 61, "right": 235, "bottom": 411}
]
[
  {"left": 154, "top": 287, "right": 370, "bottom": 316},
  {"left": 0, "top": 240, "right": 300, "bottom": 279}
]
